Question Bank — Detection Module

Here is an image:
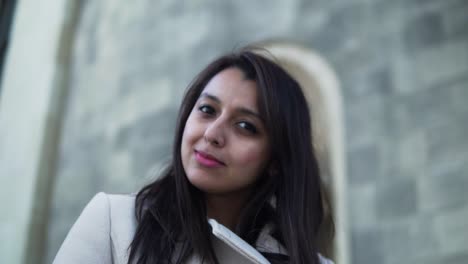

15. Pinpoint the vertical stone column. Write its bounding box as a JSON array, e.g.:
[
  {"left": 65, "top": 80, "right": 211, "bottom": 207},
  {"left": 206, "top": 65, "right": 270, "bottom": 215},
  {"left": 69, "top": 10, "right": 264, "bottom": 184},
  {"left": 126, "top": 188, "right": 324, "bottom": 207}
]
[{"left": 0, "top": 0, "right": 79, "bottom": 263}]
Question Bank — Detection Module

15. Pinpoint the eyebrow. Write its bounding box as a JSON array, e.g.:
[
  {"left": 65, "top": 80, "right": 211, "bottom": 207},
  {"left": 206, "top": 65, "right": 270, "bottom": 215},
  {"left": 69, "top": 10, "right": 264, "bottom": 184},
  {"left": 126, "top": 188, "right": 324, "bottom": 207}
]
[{"left": 199, "top": 92, "right": 263, "bottom": 121}]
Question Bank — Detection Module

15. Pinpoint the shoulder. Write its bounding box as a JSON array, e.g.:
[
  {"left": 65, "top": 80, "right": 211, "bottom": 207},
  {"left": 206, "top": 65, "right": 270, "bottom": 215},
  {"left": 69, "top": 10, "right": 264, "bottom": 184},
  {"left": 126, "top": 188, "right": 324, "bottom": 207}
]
[
  {"left": 86, "top": 192, "right": 136, "bottom": 216},
  {"left": 104, "top": 193, "right": 138, "bottom": 253},
  {"left": 104, "top": 192, "right": 136, "bottom": 214},
  {"left": 53, "top": 192, "right": 137, "bottom": 264},
  {"left": 97, "top": 192, "right": 138, "bottom": 262},
  {"left": 73, "top": 192, "right": 135, "bottom": 214},
  {"left": 53, "top": 193, "right": 112, "bottom": 263},
  {"left": 79, "top": 192, "right": 136, "bottom": 229}
]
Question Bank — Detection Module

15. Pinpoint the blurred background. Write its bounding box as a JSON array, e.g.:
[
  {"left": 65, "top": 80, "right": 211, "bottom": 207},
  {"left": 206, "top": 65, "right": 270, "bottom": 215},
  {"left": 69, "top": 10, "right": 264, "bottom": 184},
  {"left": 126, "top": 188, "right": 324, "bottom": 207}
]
[{"left": 1, "top": 0, "right": 468, "bottom": 264}]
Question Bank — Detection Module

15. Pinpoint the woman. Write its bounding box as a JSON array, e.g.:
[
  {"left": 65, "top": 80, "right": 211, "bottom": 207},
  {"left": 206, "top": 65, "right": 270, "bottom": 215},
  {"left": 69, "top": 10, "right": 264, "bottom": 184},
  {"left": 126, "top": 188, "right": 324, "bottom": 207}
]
[{"left": 54, "top": 48, "right": 334, "bottom": 264}]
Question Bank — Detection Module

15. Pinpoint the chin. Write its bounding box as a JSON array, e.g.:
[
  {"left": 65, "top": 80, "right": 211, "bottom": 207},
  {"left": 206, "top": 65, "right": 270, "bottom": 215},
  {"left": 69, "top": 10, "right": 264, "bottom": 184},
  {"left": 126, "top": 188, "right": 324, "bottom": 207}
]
[
  {"left": 188, "top": 175, "right": 253, "bottom": 197},
  {"left": 187, "top": 174, "right": 223, "bottom": 193}
]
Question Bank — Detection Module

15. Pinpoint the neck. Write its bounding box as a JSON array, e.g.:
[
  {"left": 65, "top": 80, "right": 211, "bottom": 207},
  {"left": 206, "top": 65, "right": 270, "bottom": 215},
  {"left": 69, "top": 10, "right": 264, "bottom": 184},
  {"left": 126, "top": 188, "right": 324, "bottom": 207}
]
[{"left": 205, "top": 189, "right": 251, "bottom": 230}]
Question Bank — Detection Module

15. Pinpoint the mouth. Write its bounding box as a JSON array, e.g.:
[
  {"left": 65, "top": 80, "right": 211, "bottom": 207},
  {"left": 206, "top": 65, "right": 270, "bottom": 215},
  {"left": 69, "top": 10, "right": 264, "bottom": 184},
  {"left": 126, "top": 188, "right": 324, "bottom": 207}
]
[{"left": 194, "top": 150, "right": 225, "bottom": 167}]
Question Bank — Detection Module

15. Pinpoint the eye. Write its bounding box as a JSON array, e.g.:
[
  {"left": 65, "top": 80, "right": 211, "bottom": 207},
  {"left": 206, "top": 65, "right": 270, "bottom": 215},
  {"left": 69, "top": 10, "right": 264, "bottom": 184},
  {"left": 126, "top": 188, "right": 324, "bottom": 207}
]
[
  {"left": 238, "top": 121, "right": 258, "bottom": 134},
  {"left": 198, "top": 105, "right": 215, "bottom": 115}
]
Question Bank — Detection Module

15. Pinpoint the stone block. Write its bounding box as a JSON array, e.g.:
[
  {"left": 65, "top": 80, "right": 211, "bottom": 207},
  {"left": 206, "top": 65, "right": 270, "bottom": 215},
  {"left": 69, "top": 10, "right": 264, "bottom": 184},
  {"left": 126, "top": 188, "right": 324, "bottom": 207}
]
[
  {"left": 418, "top": 161, "right": 468, "bottom": 212},
  {"left": 392, "top": 40, "right": 468, "bottom": 94},
  {"left": 351, "top": 229, "right": 383, "bottom": 264},
  {"left": 415, "top": 41, "right": 468, "bottom": 89},
  {"left": 105, "top": 150, "right": 133, "bottom": 191},
  {"left": 114, "top": 107, "right": 177, "bottom": 152},
  {"left": 410, "top": 215, "right": 440, "bottom": 259},
  {"left": 385, "top": 98, "right": 414, "bottom": 138},
  {"left": 415, "top": 252, "right": 468, "bottom": 264},
  {"left": 341, "top": 65, "right": 394, "bottom": 102},
  {"left": 441, "top": 0, "right": 468, "bottom": 39},
  {"left": 392, "top": 86, "right": 455, "bottom": 132},
  {"left": 345, "top": 95, "right": 387, "bottom": 147},
  {"left": 347, "top": 143, "right": 381, "bottom": 185},
  {"left": 312, "top": 2, "right": 371, "bottom": 54},
  {"left": 367, "top": 66, "right": 394, "bottom": 96},
  {"left": 293, "top": 5, "right": 328, "bottom": 40},
  {"left": 434, "top": 206, "right": 468, "bottom": 256},
  {"left": 113, "top": 107, "right": 177, "bottom": 180},
  {"left": 395, "top": 130, "right": 427, "bottom": 178},
  {"left": 425, "top": 120, "right": 468, "bottom": 165},
  {"left": 381, "top": 223, "right": 414, "bottom": 263},
  {"left": 450, "top": 80, "right": 468, "bottom": 116},
  {"left": 376, "top": 177, "right": 418, "bottom": 220},
  {"left": 369, "top": 0, "right": 405, "bottom": 31},
  {"left": 437, "top": 253, "right": 468, "bottom": 264},
  {"left": 297, "top": 0, "right": 334, "bottom": 10},
  {"left": 348, "top": 184, "right": 377, "bottom": 230},
  {"left": 403, "top": 11, "right": 444, "bottom": 53},
  {"left": 389, "top": 54, "right": 419, "bottom": 95}
]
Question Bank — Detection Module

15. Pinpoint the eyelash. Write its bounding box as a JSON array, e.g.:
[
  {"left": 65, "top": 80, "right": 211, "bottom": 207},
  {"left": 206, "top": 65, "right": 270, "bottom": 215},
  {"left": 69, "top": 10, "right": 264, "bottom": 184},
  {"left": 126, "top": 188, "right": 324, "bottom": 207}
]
[
  {"left": 197, "top": 104, "right": 258, "bottom": 134},
  {"left": 238, "top": 121, "right": 258, "bottom": 134},
  {"left": 198, "top": 105, "right": 215, "bottom": 115}
]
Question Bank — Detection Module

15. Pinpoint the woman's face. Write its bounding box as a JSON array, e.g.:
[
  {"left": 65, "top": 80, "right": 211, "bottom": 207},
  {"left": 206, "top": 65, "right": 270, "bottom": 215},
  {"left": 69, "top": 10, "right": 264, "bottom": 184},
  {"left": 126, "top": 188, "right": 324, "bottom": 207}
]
[{"left": 181, "top": 67, "right": 270, "bottom": 196}]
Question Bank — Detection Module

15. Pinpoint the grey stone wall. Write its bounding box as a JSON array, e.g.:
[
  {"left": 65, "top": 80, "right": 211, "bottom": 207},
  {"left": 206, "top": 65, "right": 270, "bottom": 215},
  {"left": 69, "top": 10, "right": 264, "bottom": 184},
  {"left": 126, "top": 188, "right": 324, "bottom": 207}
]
[{"left": 46, "top": 0, "right": 468, "bottom": 263}]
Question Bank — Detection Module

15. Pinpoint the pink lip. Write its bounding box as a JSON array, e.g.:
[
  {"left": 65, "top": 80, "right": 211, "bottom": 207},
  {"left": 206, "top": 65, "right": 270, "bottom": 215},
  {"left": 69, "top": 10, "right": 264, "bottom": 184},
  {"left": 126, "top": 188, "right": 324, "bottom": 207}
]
[{"left": 195, "top": 150, "right": 225, "bottom": 168}]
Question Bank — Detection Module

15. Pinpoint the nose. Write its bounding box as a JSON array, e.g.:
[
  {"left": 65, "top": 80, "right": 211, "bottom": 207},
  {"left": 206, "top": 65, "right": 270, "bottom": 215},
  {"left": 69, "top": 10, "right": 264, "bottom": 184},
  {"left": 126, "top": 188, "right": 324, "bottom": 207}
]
[{"left": 203, "top": 119, "right": 225, "bottom": 147}]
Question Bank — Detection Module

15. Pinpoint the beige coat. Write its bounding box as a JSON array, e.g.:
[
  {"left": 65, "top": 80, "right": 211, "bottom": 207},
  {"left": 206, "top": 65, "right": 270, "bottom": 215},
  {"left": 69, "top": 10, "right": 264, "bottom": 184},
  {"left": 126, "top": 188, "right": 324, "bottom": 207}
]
[{"left": 53, "top": 192, "right": 333, "bottom": 264}]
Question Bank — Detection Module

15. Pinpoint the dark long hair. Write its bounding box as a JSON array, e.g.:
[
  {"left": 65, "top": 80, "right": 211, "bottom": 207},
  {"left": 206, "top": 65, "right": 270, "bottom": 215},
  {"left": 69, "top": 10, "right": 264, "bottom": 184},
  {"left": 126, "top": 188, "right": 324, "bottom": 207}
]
[{"left": 128, "top": 48, "right": 328, "bottom": 264}]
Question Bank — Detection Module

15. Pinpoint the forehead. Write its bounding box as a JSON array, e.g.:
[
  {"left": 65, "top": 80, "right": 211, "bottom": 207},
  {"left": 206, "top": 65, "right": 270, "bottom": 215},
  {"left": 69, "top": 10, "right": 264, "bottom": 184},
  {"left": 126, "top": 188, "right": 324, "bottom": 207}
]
[{"left": 201, "top": 67, "right": 258, "bottom": 109}]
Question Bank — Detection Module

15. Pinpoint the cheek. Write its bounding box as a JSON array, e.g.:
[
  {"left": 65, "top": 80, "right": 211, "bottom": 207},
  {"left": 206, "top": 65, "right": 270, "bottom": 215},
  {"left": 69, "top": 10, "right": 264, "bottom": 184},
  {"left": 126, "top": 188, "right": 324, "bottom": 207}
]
[
  {"left": 181, "top": 116, "right": 207, "bottom": 160},
  {"left": 181, "top": 120, "right": 196, "bottom": 156},
  {"left": 234, "top": 144, "right": 269, "bottom": 169},
  {"left": 182, "top": 115, "right": 198, "bottom": 144}
]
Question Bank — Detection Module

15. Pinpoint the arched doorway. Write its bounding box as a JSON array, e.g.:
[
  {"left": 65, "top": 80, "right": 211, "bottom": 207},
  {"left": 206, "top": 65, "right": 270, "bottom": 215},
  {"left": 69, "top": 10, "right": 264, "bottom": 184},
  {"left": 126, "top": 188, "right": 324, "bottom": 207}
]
[{"left": 261, "top": 43, "right": 350, "bottom": 264}]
